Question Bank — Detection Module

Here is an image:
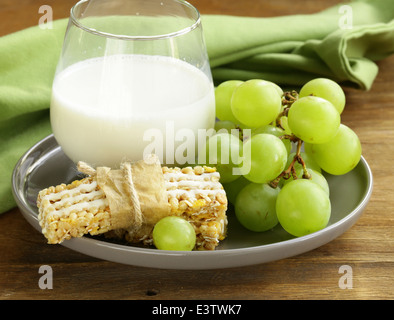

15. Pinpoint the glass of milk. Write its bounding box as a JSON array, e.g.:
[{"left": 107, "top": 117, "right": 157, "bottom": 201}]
[{"left": 50, "top": 0, "right": 215, "bottom": 168}]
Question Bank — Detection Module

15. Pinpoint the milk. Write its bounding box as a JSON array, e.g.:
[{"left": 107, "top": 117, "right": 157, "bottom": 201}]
[{"left": 50, "top": 54, "right": 215, "bottom": 168}]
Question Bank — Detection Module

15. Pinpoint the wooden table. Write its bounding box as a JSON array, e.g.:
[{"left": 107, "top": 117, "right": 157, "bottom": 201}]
[{"left": 0, "top": 0, "right": 393, "bottom": 300}]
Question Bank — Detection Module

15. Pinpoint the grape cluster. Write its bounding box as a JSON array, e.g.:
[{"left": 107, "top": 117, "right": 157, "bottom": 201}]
[{"left": 211, "top": 78, "right": 362, "bottom": 237}]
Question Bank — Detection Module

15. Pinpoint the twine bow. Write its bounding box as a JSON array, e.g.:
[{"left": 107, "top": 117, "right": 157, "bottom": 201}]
[{"left": 77, "top": 161, "right": 143, "bottom": 229}]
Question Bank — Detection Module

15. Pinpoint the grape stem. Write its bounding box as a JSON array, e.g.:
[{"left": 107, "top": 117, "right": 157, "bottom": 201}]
[
  {"left": 295, "top": 142, "right": 311, "bottom": 180},
  {"left": 276, "top": 107, "right": 290, "bottom": 130},
  {"left": 269, "top": 138, "right": 311, "bottom": 188},
  {"left": 282, "top": 90, "right": 299, "bottom": 107},
  {"left": 279, "top": 134, "right": 299, "bottom": 143},
  {"left": 276, "top": 90, "right": 298, "bottom": 130},
  {"left": 269, "top": 89, "right": 311, "bottom": 188},
  {"left": 235, "top": 125, "right": 244, "bottom": 141}
]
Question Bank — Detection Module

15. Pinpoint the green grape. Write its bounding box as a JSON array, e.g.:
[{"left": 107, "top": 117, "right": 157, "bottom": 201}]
[
  {"left": 235, "top": 183, "right": 280, "bottom": 232},
  {"left": 288, "top": 96, "right": 340, "bottom": 144},
  {"left": 200, "top": 132, "right": 243, "bottom": 183},
  {"left": 303, "top": 142, "right": 314, "bottom": 158},
  {"left": 214, "top": 120, "right": 243, "bottom": 139},
  {"left": 299, "top": 78, "right": 346, "bottom": 114},
  {"left": 252, "top": 125, "right": 292, "bottom": 154},
  {"left": 286, "top": 152, "right": 321, "bottom": 173},
  {"left": 242, "top": 133, "right": 287, "bottom": 184},
  {"left": 305, "top": 124, "right": 362, "bottom": 175},
  {"left": 276, "top": 179, "right": 331, "bottom": 237},
  {"left": 278, "top": 115, "right": 292, "bottom": 135},
  {"left": 246, "top": 79, "right": 284, "bottom": 97},
  {"left": 214, "top": 120, "right": 237, "bottom": 134},
  {"left": 152, "top": 216, "right": 196, "bottom": 251},
  {"left": 252, "top": 79, "right": 284, "bottom": 97},
  {"left": 222, "top": 176, "right": 251, "bottom": 205},
  {"left": 215, "top": 80, "right": 244, "bottom": 123},
  {"left": 269, "top": 81, "right": 284, "bottom": 97},
  {"left": 231, "top": 79, "right": 282, "bottom": 128},
  {"left": 282, "top": 167, "right": 330, "bottom": 196}
]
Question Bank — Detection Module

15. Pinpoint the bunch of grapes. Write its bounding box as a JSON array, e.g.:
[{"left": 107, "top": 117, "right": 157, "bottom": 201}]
[{"left": 210, "top": 78, "right": 362, "bottom": 237}]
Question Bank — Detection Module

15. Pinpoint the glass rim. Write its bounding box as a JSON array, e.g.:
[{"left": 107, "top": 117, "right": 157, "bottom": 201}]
[{"left": 70, "top": 0, "right": 201, "bottom": 41}]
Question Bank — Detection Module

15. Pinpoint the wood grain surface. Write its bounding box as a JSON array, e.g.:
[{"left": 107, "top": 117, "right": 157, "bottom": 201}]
[{"left": 0, "top": 0, "right": 393, "bottom": 300}]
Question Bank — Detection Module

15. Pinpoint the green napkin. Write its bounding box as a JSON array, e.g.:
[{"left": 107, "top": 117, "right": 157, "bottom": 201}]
[
  {"left": 205, "top": 0, "right": 394, "bottom": 87},
  {"left": 1, "top": 0, "right": 394, "bottom": 213}
]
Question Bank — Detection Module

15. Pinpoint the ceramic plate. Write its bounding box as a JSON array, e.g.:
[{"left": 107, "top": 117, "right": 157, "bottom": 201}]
[{"left": 12, "top": 134, "right": 373, "bottom": 269}]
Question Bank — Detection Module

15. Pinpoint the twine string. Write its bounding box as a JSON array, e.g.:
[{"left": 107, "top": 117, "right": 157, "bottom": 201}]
[{"left": 77, "top": 161, "right": 143, "bottom": 228}]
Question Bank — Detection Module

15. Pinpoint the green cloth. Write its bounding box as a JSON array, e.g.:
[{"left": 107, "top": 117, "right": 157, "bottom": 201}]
[
  {"left": 205, "top": 0, "right": 394, "bottom": 87},
  {"left": 1, "top": 0, "right": 394, "bottom": 213}
]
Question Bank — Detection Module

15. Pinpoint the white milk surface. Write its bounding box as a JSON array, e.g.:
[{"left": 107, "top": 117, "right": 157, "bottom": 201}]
[{"left": 51, "top": 54, "right": 215, "bottom": 167}]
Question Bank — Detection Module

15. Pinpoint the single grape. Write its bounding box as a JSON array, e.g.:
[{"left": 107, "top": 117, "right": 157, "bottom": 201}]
[
  {"left": 287, "top": 96, "right": 340, "bottom": 144},
  {"left": 246, "top": 79, "right": 284, "bottom": 97},
  {"left": 286, "top": 152, "right": 321, "bottom": 173},
  {"left": 304, "top": 142, "right": 313, "bottom": 155},
  {"left": 200, "top": 132, "right": 243, "bottom": 183},
  {"left": 282, "top": 167, "right": 330, "bottom": 195},
  {"left": 222, "top": 175, "right": 251, "bottom": 205},
  {"left": 152, "top": 216, "right": 196, "bottom": 251},
  {"left": 254, "top": 79, "right": 284, "bottom": 97},
  {"left": 235, "top": 183, "right": 280, "bottom": 232},
  {"left": 215, "top": 80, "right": 244, "bottom": 123},
  {"left": 270, "top": 81, "right": 284, "bottom": 97},
  {"left": 299, "top": 78, "right": 346, "bottom": 114},
  {"left": 214, "top": 120, "right": 236, "bottom": 133},
  {"left": 214, "top": 120, "right": 241, "bottom": 138},
  {"left": 251, "top": 124, "right": 280, "bottom": 136},
  {"left": 242, "top": 133, "right": 287, "bottom": 184},
  {"left": 252, "top": 125, "right": 292, "bottom": 154},
  {"left": 278, "top": 115, "right": 292, "bottom": 135},
  {"left": 305, "top": 124, "right": 362, "bottom": 175},
  {"left": 276, "top": 179, "right": 331, "bottom": 237},
  {"left": 231, "top": 79, "right": 282, "bottom": 128}
]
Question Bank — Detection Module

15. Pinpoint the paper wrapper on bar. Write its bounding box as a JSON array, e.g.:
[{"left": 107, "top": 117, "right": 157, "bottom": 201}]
[{"left": 95, "top": 156, "right": 170, "bottom": 229}]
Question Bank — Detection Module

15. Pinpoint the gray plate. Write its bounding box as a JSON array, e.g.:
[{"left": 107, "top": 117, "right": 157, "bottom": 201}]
[{"left": 12, "top": 134, "right": 373, "bottom": 269}]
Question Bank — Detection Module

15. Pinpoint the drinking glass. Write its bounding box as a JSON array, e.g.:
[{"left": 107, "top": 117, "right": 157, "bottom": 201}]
[{"left": 50, "top": 0, "right": 215, "bottom": 168}]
